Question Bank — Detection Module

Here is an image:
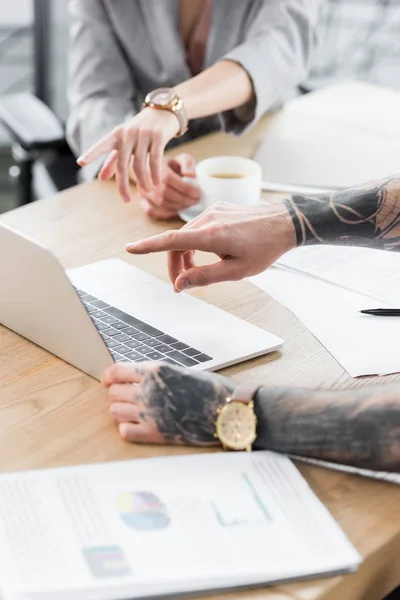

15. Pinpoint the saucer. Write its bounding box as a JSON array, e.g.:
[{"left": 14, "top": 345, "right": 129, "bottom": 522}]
[{"left": 178, "top": 200, "right": 207, "bottom": 223}]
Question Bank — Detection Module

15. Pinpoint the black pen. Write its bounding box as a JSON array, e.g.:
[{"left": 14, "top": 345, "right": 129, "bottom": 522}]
[{"left": 360, "top": 309, "right": 400, "bottom": 316}]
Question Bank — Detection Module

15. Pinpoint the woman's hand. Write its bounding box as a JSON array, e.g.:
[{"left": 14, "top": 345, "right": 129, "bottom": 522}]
[
  {"left": 126, "top": 202, "right": 296, "bottom": 291},
  {"left": 77, "top": 107, "right": 180, "bottom": 202},
  {"left": 102, "top": 361, "right": 234, "bottom": 445},
  {"left": 136, "top": 153, "right": 200, "bottom": 219}
]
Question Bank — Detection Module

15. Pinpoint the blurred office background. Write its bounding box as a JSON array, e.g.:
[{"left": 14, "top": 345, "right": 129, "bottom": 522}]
[
  {"left": 0, "top": 1, "right": 398, "bottom": 215},
  {"left": 0, "top": 0, "right": 68, "bottom": 214}
]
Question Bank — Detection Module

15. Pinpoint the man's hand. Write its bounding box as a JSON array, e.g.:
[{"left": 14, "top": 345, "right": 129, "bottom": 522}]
[
  {"left": 136, "top": 153, "right": 200, "bottom": 220},
  {"left": 126, "top": 202, "right": 296, "bottom": 290},
  {"left": 102, "top": 362, "right": 234, "bottom": 445}
]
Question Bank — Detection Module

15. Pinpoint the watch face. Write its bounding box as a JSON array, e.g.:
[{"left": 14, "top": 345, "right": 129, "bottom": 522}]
[
  {"left": 147, "top": 88, "right": 177, "bottom": 107},
  {"left": 216, "top": 402, "right": 257, "bottom": 451}
]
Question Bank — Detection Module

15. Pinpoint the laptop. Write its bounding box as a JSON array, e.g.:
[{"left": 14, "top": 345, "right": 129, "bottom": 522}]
[{"left": 0, "top": 223, "right": 283, "bottom": 379}]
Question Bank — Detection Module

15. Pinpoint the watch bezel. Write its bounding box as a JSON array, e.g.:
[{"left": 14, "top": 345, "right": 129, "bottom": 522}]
[
  {"left": 144, "top": 88, "right": 178, "bottom": 108},
  {"left": 215, "top": 400, "right": 257, "bottom": 451}
]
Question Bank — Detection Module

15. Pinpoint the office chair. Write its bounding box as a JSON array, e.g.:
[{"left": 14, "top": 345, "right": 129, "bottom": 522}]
[
  {"left": 0, "top": 0, "right": 79, "bottom": 206},
  {"left": 0, "top": 93, "right": 78, "bottom": 205}
]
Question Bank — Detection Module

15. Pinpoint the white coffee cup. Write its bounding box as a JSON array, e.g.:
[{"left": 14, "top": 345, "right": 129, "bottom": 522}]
[
  {"left": 197, "top": 155, "right": 261, "bottom": 206},
  {"left": 179, "top": 156, "right": 262, "bottom": 221}
]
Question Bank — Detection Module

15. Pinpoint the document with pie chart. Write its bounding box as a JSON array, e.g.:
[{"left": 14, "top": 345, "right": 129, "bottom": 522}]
[{"left": 0, "top": 452, "right": 361, "bottom": 600}]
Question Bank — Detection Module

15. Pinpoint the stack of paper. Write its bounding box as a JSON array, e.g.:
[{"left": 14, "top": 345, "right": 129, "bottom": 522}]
[
  {"left": 253, "top": 83, "right": 400, "bottom": 190},
  {"left": 249, "top": 246, "right": 400, "bottom": 377},
  {"left": 278, "top": 245, "right": 400, "bottom": 305},
  {"left": 0, "top": 452, "right": 361, "bottom": 599},
  {"left": 292, "top": 456, "right": 400, "bottom": 485}
]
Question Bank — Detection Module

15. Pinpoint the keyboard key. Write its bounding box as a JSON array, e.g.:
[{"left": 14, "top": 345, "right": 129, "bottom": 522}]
[
  {"left": 170, "top": 341, "right": 189, "bottom": 351},
  {"left": 143, "top": 338, "right": 163, "bottom": 348},
  {"left": 76, "top": 289, "right": 87, "bottom": 297},
  {"left": 166, "top": 351, "right": 199, "bottom": 367},
  {"left": 183, "top": 347, "right": 201, "bottom": 357},
  {"left": 124, "top": 351, "right": 144, "bottom": 361},
  {"left": 115, "top": 357, "right": 128, "bottom": 363},
  {"left": 100, "top": 334, "right": 111, "bottom": 341},
  {"left": 80, "top": 294, "right": 97, "bottom": 302},
  {"left": 144, "top": 351, "right": 165, "bottom": 361},
  {"left": 122, "top": 327, "right": 139, "bottom": 336},
  {"left": 110, "top": 321, "right": 130, "bottom": 330},
  {"left": 105, "top": 339, "right": 121, "bottom": 349},
  {"left": 99, "top": 315, "right": 119, "bottom": 325},
  {"left": 135, "top": 357, "right": 151, "bottom": 362},
  {"left": 155, "top": 344, "right": 172, "bottom": 354},
  {"left": 116, "top": 345, "right": 138, "bottom": 355},
  {"left": 90, "top": 310, "right": 105, "bottom": 319},
  {"left": 102, "top": 327, "right": 120, "bottom": 337},
  {"left": 91, "top": 300, "right": 110, "bottom": 309},
  {"left": 85, "top": 305, "right": 98, "bottom": 313},
  {"left": 104, "top": 307, "right": 164, "bottom": 336},
  {"left": 94, "top": 322, "right": 108, "bottom": 331},
  {"left": 124, "top": 339, "right": 146, "bottom": 349},
  {"left": 160, "top": 358, "right": 180, "bottom": 367},
  {"left": 156, "top": 334, "right": 178, "bottom": 345},
  {"left": 131, "top": 332, "right": 151, "bottom": 342},
  {"left": 193, "top": 353, "right": 212, "bottom": 363},
  {"left": 114, "top": 333, "right": 131, "bottom": 343},
  {"left": 136, "top": 345, "right": 156, "bottom": 356}
]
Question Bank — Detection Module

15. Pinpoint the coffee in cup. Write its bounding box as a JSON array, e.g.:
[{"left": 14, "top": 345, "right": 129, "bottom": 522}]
[{"left": 179, "top": 156, "right": 262, "bottom": 221}]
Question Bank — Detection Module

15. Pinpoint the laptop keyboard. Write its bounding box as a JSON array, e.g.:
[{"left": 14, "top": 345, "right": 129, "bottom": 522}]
[{"left": 75, "top": 288, "right": 213, "bottom": 367}]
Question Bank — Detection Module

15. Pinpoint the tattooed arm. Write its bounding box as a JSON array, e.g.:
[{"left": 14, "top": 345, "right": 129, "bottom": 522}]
[
  {"left": 283, "top": 175, "right": 400, "bottom": 250},
  {"left": 126, "top": 175, "right": 400, "bottom": 290},
  {"left": 103, "top": 362, "right": 400, "bottom": 472}
]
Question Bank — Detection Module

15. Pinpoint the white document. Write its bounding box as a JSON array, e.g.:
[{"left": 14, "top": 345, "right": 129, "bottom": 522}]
[
  {"left": 278, "top": 245, "right": 400, "bottom": 306},
  {"left": 289, "top": 82, "right": 400, "bottom": 140},
  {"left": 249, "top": 267, "right": 400, "bottom": 377},
  {"left": 253, "top": 83, "right": 400, "bottom": 190},
  {"left": 0, "top": 452, "right": 360, "bottom": 600},
  {"left": 254, "top": 115, "right": 400, "bottom": 190}
]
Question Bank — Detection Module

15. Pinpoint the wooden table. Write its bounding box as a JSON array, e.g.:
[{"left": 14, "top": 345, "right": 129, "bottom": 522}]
[{"left": 1, "top": 91, "right": 400, "bottom": 600}]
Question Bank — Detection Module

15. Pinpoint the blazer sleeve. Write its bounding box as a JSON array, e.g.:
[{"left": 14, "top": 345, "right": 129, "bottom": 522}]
[
  {"left": 66, "top": 0, "right": 137, "bottom": 179},
  {"left": 219, "top": 0, "right": 322, "bottom": 135}
]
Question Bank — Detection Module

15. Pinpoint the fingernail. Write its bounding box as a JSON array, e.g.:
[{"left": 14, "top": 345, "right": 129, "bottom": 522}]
[
  {"left": 177, "top": 278, "right": 190, "bottom": 291},
  {"left": 125, "top": 242, "right": 136, "bottom": 251},
  {"left": 77, "top": 156, "right": 87, "bottom": 166}
]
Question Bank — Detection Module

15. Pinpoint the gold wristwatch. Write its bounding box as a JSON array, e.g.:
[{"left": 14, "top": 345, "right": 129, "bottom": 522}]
[
  {"left": 214, "top": 384, "right": 259, "bottom": 451},
  {"left": 142, "top": 88, "right": 188, "bottom": 137}
]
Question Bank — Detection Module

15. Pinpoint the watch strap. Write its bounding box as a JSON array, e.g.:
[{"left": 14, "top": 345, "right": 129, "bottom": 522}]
[
  {"left": 230, "top": 384, "right": 260, "bottom": 405},
  {"left": 171, "top": 98, "right": 188, "bottom": 138}
]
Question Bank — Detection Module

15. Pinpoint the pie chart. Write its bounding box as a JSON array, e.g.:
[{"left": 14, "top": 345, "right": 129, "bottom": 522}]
[{"left": 116, "top": 491, "right": 170, "bottom": 531}]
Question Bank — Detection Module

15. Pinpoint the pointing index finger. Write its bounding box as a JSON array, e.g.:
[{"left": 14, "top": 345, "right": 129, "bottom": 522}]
[
  {"left": 77, "top": 130, "right": 118, "bottom": 166},
  {"left": 125, "top": 229, "right": 211, "bottom": 254}
]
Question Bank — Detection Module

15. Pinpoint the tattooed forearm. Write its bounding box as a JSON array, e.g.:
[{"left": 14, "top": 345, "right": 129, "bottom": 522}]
[
  {"left": 121, "top": 362, "right": 399, "bottom": 471},
  {"left": 283, "top": 175, "right": 400, "bottom": 250},
  {"left": 254, "top": 384, "right": 400, "bottom": 471},
  {"left": 138, "top": 365, "right": 234, "bottom": 445}
]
